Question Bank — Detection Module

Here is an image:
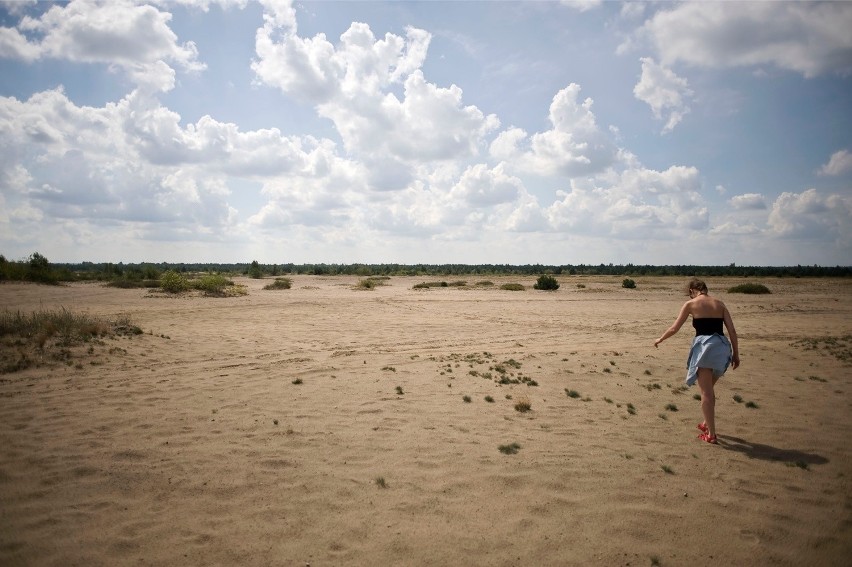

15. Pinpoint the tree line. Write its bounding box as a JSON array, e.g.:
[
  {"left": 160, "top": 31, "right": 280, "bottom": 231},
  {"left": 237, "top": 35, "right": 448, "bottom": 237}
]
[{"left": 2, "top": 253, "right": 850, "bottom": 284}]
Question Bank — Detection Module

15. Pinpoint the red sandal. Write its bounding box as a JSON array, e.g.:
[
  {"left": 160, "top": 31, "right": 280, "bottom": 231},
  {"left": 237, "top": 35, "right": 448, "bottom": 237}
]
[
  {"left": 697, "top": 422, "right": 708, "bottom": 434},
  {"left": 698, "top": 432, "right": 718, "bottom": 444}
]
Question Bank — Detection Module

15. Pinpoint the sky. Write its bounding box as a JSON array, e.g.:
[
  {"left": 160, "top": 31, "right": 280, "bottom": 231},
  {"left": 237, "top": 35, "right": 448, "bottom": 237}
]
[{"left": 1, "top": 0, "right": 851, "bottom": 266}]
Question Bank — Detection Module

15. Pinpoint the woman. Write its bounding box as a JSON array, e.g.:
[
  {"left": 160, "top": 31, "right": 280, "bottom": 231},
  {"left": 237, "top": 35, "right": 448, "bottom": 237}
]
[{"left": 654, "top": 279, "right": 740, "bottom": 444}]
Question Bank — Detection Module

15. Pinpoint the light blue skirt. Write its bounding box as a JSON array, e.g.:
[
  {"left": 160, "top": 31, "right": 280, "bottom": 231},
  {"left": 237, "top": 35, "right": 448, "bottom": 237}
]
[{"left": 686, "top": 334, "right": 732, "bottom": 386}]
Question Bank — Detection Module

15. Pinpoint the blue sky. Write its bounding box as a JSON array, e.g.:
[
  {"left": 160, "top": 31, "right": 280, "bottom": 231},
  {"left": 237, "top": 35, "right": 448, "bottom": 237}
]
[{"left": 1, "top": 0, "right": 850, "bottom": 266}]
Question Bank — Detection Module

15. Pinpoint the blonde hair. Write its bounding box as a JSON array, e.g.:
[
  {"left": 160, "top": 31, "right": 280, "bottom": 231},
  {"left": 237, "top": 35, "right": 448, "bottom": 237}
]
[{"left": 687, "top": 278, "right": 708, "bottom": 296}]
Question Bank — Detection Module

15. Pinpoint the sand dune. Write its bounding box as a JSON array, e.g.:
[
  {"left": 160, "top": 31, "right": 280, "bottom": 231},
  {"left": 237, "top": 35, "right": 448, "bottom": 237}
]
[{"left": 1, "top": 275, "right": 850, "bottom": 566}]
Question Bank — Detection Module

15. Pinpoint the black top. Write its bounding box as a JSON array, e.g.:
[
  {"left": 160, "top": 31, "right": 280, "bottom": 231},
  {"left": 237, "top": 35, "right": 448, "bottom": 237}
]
[{"left": 693, "top": 317, "right": 724, "bottom": 336}]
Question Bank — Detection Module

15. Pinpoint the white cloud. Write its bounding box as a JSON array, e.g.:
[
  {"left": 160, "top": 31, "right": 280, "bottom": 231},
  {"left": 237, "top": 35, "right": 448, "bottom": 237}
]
[
  {"left": 2, "top": 0, "right": 204, "bottom": 91},
  {"left": 559, "top": 0, "right": 602, "bottom": 13},
  {"left": 633, "top": 57, "right": 692, "bottom": 132},
  {"left": 818, "top": 149, "right": 852, "bottom": 176},
  {"left": 253, "top": 8, "right": 498, "bottom": 187},
  {"left": 767, "top": 188, "right": 852, "bottom": 240},
  {"left": 729, "top": 193, "right": 767, "bottom": 210},
  {"left": 491, "top": 84, "right": 616, "bottom": 177},
  {"left": 633, "top": 2, "right": 852, "bottom": 78}
]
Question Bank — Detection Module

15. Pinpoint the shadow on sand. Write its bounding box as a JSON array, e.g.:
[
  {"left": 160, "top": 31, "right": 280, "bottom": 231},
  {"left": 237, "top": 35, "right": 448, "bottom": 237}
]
[{"left": 717, "top": 434, "right": 829, "bottom": 467}]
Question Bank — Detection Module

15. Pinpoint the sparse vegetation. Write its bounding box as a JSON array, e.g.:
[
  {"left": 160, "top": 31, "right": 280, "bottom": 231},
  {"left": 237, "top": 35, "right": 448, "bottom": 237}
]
[
  {"left": 565, "top": 389, "right": 580, "bottom": 398},
  {"left": 0, "top": 308, "right": 142, "bottom": 373},
  {"left": 292, "top": 378, "right": 303, "bottom": 385},
  {"left": 514, "top": 397, "right": 532, "bottom": 412},
  {"left": 728, "top": 283, "right": 771, "bottom": 294},
  {"left": 375, "top": 477, "right": 388, "bottom": 488},
  {"left": 665, "top": 403, "right": 678, "bottom": 412},
  {"left": 395, "top": 386, "right": 404, "bottom": 395},
  {"left": 622, "top": 278, "right": 636, "bottom": 289},
  {"left": 661, "top": 465, "right": 674, "bottom": 474},
  {"left": 498, "top": 442, "right": 521, "bottom": 455},
  {"left": 463, "top": 395, "right": 472, "bottom": 403},
  {"left": 733, "top": 394, "right": 743, "bottom": 403},
  {"left": 500, "top": 283, "right": 525, "bottom": 291},
  {"left": 484, "top": 395, "right": 494, "bottom": 403},
  {"left": 264, "top": 277, "right": 292, "bottom": 290},
  {"left": 745, "top": 401, "right": 759, "bottom": 409}
]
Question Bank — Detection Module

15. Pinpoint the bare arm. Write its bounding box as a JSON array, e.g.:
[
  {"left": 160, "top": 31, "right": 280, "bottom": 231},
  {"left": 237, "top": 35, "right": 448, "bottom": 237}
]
[
  {"left": 723, "top": 305, "right": 740, "bottom": 369},
  {"left": 654, "top": 302, "right": 690, "bottom": 348}
]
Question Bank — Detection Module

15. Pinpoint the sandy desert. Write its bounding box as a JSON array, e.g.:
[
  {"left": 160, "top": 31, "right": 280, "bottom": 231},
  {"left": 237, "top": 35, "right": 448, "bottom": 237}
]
[{"left": 1, "top": 275, "right": 850, "bottom": 566}]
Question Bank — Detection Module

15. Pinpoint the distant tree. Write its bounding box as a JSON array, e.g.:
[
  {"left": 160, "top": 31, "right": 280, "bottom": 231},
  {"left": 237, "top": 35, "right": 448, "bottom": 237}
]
[{"left": 248, "top": 260, "right": 263, "bottom": 279}]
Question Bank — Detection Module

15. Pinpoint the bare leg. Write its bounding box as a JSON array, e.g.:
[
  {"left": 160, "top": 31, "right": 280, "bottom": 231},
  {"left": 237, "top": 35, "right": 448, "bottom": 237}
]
[
  {"left": 698, "top": 376, "right": 721, "bottom": 432},
  {"left": 697, "top": 368, "right": 716, "bottom": 437}
]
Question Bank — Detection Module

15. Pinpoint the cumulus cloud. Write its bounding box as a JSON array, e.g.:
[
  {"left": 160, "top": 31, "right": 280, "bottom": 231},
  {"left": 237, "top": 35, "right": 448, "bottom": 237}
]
[
  {"left": 1, "top": 0, "right": 204, "bottom": 91},
  {"left": 631, "top": 2, "right": 852, "bottom": 77},
  {"left": 767, "top": 188, "right": 852, "bottom": 240},
  {"left": 489, "top": 84, "right": 617, "bottom": 177},
  {"left": 729, "top": 193, "right": 767, "bottom": 210},
  {"left": 818, "top": 149, "right": 852, "bottom": 176},
  {"left": 252, "top": 4, "right": 498, "bottom": 185},
  {"left": 633, "top": 57, "right": 693, "bottom": 132}
]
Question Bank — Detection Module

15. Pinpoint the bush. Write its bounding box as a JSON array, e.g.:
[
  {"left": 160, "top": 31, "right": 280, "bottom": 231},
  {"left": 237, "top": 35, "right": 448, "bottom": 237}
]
[
  {"left": 194, "top": 274, "right": 232, "bottom": 295},
  {"left": 160, "top": 270, "right": 189, "bottom": 293},
  {"left": 622, "top": 278, "right": 636, "bottom": 289},
  {"left": 533, "top": 275, "right": 559, "bottom": 290},
  {"left": 264, "top": 277, "right": 292, "bottom": 290},
  {"left": 500, "top": 283, "right": 525, "bottom": 291},
  {"left": 728, "top": 283, "right": 771, "bottom": 294}
]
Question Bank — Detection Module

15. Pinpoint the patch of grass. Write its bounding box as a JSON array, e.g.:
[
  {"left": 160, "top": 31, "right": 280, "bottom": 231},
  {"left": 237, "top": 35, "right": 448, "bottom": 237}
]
[
  {"left": 576, "top": 284, "right": 586, "bottom": 289},
  {"left": 627, "top": 403, "right": 636, "bottom": 415},
  {"left": 412, "top": 281, "right": 449, "bottom": 289},
  {"left": 733, "top": 394, "right": 743, "bottom": 403},
  {"left": 745, "top": 401, "right": 759, "bottom": 409},
  {"left": 292, "top": 378, "right": 303, "bottom": 385},
  {"left": 790, "top": 335, "right": 852, "bottom": 363},
  {"left": 498, "top": 442, "right": 521, "bottom": 455},
  {"left": 514, "top": 396, "right": 532, "bottom": 412},
  {"left": 395, "top": 386, "right": 404, "bottom": 395},
  {"left": 474, "top": 281, "right": 494, "bottom": 287},
  {"left": 500, "top": 283, "right": 525, "bottom": 291},
  {"left": 728, "top": 282, "right": 771, "bottom": 294},
  {"left": 644, "top": 369, "right": 652, "bottom": 376},
  {"left": 463, "top": 395, "right": 472, "bottom": 403},
  {"left": 263, "top": 277, "right": 292, "bottom": 290},
  {"left": 0, "top": 309, "right": 142, "bottom": 373},
  {"left": 603, "top": 397, "right": 613, "bottom": 404},
  {"left": 808, "top": 375, "right": 828, "bottom": 382},
  {"left": 382, "top": 366, "right": 397, "bottom": 372},
  {"left": 484, "top": 395, "right": 495, "bottom": 403},
  {"left": 375, "top": 477, "right": 388, "bottom": 489},
  {"left": 565, "top": 389, "right": 580, "bottom": 399},
  {"left": 661, "top": 465, "right": 674, "bottom": 474},
  {"left": 665, "top": 403, "right": 678, "bottom": 412},
  {"left": 602, "top": 367, "right": 612, "bottom": 373},
  {"left": 658, "top": 413, "right": 668, "bottom": 420}
]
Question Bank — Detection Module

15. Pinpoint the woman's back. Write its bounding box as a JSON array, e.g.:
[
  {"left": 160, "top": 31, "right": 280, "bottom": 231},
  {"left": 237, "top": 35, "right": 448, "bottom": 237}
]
[{"left": 689, "top": 294, "right": 726, "bottom": 319}]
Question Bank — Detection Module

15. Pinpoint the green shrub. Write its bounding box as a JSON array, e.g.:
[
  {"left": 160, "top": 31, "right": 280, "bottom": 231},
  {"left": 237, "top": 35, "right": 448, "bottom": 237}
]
[
  {"left": 622, "top": 278, "right": 636, "bottom": 289},
  {"left": 160, "top": 270, "right": 189, "bottom": 293},
  {"left": 264, "top": 277, "right": 292, "bottom": 290},
  {"left": 533, "top": 275, "right": 560, "bottom": 290},
  {"left": 500, "top": 283, "right": 525, "bottom": 291},
  {"left": 728, "top": 283, "right": 771, "bottom": 294},
  {"left": 194, "top": 274, "right": 232, "bottom": 295}
]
